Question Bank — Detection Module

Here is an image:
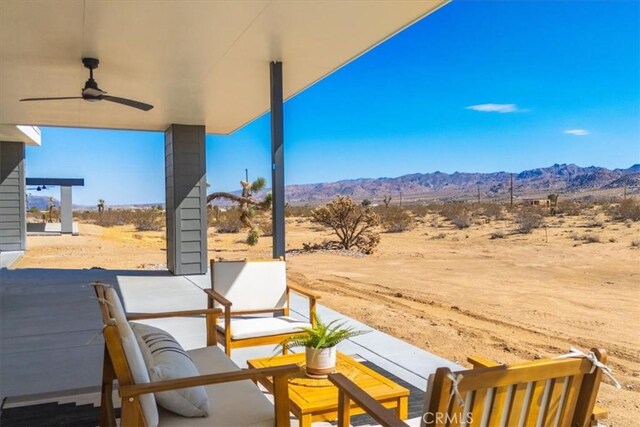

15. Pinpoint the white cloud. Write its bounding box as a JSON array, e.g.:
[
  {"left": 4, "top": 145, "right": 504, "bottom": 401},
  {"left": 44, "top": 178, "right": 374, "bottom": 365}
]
[
  {"left": 465, "top": 103, "right": 525, "bottom": 113},
  {"left": 564, "top": 129, "right": 589, "bottom": 136}
]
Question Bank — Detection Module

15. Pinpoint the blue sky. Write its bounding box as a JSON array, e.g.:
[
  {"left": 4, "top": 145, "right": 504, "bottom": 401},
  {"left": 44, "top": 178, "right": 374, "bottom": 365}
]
[{"left": 26, "top": 1, "right": 640, "bottom": 206}]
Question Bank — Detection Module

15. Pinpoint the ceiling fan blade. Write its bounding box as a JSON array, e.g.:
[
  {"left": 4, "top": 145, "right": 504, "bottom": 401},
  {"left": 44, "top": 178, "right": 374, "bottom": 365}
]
[
  {"left": 20, "top": 97, "right": 83, "bottom": 101},
  {"left": 101, "top": 95, "right": 153, "bottom": 111}
]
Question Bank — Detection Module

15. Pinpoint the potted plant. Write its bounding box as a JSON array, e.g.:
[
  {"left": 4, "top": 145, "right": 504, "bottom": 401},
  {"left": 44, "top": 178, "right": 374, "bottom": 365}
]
[{"left": 278, "top": 315, "right": 368, "bottom": 378}]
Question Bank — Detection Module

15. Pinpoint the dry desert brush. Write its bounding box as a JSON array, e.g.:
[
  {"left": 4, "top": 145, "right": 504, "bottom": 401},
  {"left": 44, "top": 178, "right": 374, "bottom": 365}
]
[
  {"left": 311, "top": 196, "right": 381, "bottom": 254},
  {"left": 515, "top": 208, "right": 545, "bottom": 234},
  {"left": 380, "top": 206, "right": 414, "bottom": 233}
]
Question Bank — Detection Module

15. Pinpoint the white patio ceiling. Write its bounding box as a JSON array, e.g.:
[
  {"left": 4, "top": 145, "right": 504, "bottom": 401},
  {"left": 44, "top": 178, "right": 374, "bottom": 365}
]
[{"left": 0, "top": 0, "right": 448, "bottom": 135}]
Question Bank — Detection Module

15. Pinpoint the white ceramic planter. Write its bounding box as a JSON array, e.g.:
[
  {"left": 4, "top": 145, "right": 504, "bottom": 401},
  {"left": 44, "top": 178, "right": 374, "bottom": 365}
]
[{"left": 305, "top": 346, "right": 337, "bottom": 378}]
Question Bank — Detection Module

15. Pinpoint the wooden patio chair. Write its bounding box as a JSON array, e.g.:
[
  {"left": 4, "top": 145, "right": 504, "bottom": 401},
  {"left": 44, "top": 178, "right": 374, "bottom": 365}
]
[
  {"left": 207, "top": 258, "right": 320, "bottom": 356},
  {"left": 94, "top": 282, "right": 299, "bottom": 427},
  {"left": 328, "top": 348, "right": 610, "bottom": 427}
]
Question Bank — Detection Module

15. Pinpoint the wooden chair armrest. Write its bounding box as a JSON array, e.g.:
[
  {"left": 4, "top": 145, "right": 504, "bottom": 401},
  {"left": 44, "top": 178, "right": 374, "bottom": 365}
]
[
  {"left": 287, "top": 284, "right": 321, "bottom": 300},
  {"left": 467, "top": 355, "right": 500, "bottom": 368},
  {"left": 328, "top": 373, "right": 409, "bottom": 427},
  {"left": 120, "top": 364, "right": 300, "bottom": 397},
  {"left": 204, "top": 289, "right": 233, "bottom": 307},
  {"left": 126, "top": 308, "right": 222, "bottom": 321},
  {"left": 591, "top": 405, "right": 608, "bottom": 421}
]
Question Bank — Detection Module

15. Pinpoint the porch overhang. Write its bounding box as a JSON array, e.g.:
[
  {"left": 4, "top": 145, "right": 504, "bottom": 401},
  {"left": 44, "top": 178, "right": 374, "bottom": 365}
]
[{"left": 0, "top": 0, "right": 449, "bottom": 135}]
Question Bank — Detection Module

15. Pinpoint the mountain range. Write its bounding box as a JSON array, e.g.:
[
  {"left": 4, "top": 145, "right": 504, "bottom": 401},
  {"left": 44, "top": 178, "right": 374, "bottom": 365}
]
[
  {"left": 27, "top": 164, "right": 639, "bottom": 209},
  {"left": 283, "top": 163, "right": 640, "bottom": 205}
]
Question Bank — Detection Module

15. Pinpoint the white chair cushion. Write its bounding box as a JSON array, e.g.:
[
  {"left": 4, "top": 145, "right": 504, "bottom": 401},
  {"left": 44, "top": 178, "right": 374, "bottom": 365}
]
[
  {"left": 212, "top": 260, "right": 287, "bottom": 312},
  {"left": 219, "top": 316, "right": 311, "bottom": 340},
  {"left": 131, "top": 322, "right": 211, "bottom": 418},
  {"left": 104, "top": 287, "right": 159, "bottom": 427},
  {"left": 158, "top": 346, "right": 276, "bottom": 427}
]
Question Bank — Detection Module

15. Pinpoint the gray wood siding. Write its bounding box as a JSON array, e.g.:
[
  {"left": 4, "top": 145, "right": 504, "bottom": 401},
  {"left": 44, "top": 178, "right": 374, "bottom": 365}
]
[
  {"left": 0, "top": 142, "right": 26, "bottom": 251},
  {"left": 164, "top": 125, "right": 207, "bottom": 275}
]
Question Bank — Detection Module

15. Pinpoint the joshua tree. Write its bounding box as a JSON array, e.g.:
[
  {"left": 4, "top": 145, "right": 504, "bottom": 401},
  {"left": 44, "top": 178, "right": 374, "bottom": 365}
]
[
  {"left": 48, "top": 197, "right": 55, "bottom": 223},
  {"left": 548, "top": 193, "right": 559, "bottom": 215},
  {"left": 382, "top": 195, "right": 392, "bottom": 208},
  {"left": 207, "top": 177, "right": 272, "bottom": 242},
  {"left": 97, "top": 199, "right": 105, "bottom": 213},
  {"left": 311, "top": 196, "right": 380, "bottom": 254}
]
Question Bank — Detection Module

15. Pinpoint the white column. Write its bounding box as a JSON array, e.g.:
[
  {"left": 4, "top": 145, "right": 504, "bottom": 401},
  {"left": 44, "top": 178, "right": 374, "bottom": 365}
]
[{"left": 60, "top": 185, "right": 72, "bottom": 234}]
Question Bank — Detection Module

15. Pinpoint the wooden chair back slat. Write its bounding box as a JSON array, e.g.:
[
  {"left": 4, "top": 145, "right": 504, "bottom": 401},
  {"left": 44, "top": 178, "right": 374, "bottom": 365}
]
[
  {"left": 505, "top": 381, "right": 529, "bottom": 426},
  {"left": 558, "top": 375, "right": 585, "bottom": 427},
  {"left": 469, "top": 388, "right": 488, "bottom": 426},
  {"left": 544, "top": 376, "right": 570, "bottom": 426},
  {"left": 487, "top": 385, "right": 510, "bottom": 427},
  {"left": 427, "top": 348, "right": 606, "bottom": 427}
]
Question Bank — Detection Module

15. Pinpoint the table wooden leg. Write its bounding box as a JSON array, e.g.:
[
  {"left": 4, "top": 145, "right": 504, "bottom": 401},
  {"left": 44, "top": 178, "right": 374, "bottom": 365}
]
[
  {"left": 396, "top": 396, "right": 409, "bottom": 420},
  {"left": 299, "top": 413, "right": 313, "bottom": 427}
]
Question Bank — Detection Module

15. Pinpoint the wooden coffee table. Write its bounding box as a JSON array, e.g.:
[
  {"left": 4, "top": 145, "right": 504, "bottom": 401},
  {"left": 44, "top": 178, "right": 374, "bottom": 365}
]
[{"left": 247, "top": 352, "right": 409, "bottom": 427}]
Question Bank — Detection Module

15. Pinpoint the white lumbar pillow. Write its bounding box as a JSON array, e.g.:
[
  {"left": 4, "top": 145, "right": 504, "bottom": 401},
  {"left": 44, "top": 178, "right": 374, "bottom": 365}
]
[
  {"left": 131, "top": 322, "right": 211, "bottom": 418},
  {"left": 104, "top": 287, "right": 159, "bottom": 427}
]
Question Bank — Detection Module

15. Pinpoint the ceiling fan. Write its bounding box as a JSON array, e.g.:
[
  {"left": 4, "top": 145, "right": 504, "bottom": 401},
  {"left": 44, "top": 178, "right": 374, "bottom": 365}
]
[{"left": 20, "top": 58, "right": 153, "bottom": 111}]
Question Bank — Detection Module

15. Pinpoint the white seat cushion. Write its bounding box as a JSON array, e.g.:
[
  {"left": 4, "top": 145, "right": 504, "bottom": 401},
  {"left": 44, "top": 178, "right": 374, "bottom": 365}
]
[
  {"left": 219, "top": 316, "right": 311, "bottom": 340},
  {"left": 158, "top": 346, "right": 276, "bottom": 427}
]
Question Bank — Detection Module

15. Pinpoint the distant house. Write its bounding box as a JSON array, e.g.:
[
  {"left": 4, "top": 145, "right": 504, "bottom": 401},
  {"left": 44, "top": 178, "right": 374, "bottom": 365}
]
[{"left": 522, "top": 198, "right": 550, "bottom": 207}]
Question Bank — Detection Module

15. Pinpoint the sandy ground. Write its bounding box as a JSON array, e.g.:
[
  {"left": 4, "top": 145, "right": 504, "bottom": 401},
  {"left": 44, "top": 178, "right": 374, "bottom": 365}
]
[{"left": 14, "top": 211, "right": 640, "bottom": 425}]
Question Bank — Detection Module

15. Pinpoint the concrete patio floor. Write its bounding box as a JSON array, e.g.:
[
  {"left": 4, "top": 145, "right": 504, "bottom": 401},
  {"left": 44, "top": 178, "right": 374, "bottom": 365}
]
[{"left": 0, "top": 267, "right": 460, "bottom": 425}]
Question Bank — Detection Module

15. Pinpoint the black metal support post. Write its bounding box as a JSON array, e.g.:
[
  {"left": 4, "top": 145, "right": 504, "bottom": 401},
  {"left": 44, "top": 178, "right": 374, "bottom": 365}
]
[{"left": 270, "top": 61, "right": 285, "bottom": 259}]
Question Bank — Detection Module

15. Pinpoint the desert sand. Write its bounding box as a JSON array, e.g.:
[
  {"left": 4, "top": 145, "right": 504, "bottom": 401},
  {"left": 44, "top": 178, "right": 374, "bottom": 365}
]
[{"left": 14, "top": 210, "right": 640, "bottom": 425}]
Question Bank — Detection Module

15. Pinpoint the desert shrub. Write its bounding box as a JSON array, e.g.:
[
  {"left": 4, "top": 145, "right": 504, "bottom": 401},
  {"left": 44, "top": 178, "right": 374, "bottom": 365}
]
[
  {"left": 515, "top": 209, "right": 544, "bottom": 233},
  {"left": 207, "top": 206, "right": 221, "bottom": 228},
  {"left": 631, "top": 240, "right": 640, "bottom": 248},
  {"left": 97, "top": 209, "right": 129, "bottom": 227},
  {"left": 613, "top": 199, "right": 640, "bottom": 222},
  {"left": 490, "top": 230, "right": 506, "bottom": 239},
  {"left": 286, "top": 205, "right": 314, "bottom": 218},
  {"left": 311, "top": 196, "right": 380, "bottom": 254},
  {"left": 582, "top": 234, "right": 600, "bottom": 244},
  {"left": 438, "top": 203, "right": 466, "bottom": 221},
  {"left": 133, "top": 208, "right": 164, "bottom": 231},
  {"left": 407, "top": 204, "right": 432, "bottom": 218},
  {"left": 215, "top": 209, "right": 244, "bottom": 233},
  {"left": 556, "top": 201, "right": 583, "bottom": 216},
  {"left": 586, "top": 218, "right": 604, "bottom": 228},
  {"left": 451, "top": 212, "right": 472, "bottom": 229},
  {"left": 259, "top": 219, "right": 273, "bottom": 236},
  {"left": 481, "top": 203, "right": 504, "bottom": 219},
  {"left": 436, "top": 203, "right": 474, "bottom": 229},
  {"left": 609, "top": 237, "right": 616, "bottom": 243},
  {"left": 246, "top": 228, "right": 260, "bottom": 246},
  {"left": 380, "top": 207, "right": 414, "bottom": 233}
]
